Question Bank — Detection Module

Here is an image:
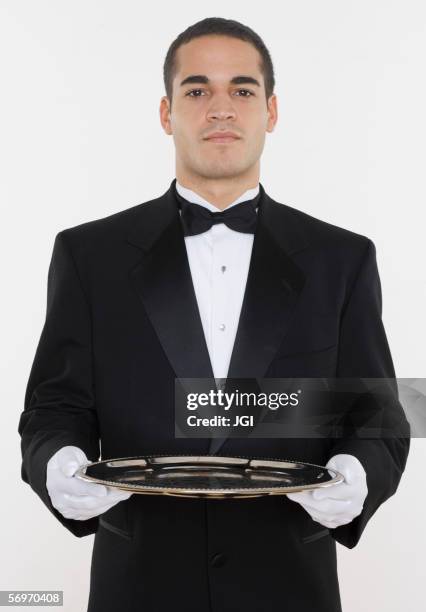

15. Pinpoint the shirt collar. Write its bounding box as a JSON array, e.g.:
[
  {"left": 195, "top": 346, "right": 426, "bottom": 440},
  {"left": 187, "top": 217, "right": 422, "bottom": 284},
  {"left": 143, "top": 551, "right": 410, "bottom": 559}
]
[{"left": 175, "top": 180, "right": 260, "bottom": 213}]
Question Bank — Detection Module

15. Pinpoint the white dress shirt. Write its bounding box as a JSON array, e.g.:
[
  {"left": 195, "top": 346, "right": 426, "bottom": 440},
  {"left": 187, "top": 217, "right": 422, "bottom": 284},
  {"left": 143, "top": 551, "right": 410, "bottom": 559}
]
[{"left": 176, "top": 180, "right": 260, "bottom": 380}]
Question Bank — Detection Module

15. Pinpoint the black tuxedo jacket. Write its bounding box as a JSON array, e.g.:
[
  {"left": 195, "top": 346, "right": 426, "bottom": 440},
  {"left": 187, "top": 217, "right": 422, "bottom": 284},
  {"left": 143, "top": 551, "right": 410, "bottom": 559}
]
[{"left": 18, "top": 179, "right": 410, "bottom": 612}]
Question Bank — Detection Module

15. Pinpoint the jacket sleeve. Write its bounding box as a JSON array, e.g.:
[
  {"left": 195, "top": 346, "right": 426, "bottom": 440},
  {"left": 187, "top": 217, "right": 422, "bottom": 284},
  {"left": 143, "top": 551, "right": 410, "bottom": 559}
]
[
  {"left": 328, "top": 238, "right": 410, "bottom": 549},
  {"left": 18, "top": 230, "right": 100, "bottom": 538}
]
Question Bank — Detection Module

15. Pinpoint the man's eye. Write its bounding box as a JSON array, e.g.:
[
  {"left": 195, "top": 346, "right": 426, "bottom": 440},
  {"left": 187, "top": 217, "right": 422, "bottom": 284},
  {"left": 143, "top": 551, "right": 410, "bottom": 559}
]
[
  {"left": 235, "top": 89, "right": 254, "bottom": 97},
  {"left": 186, "top": 89, "right": 205, "bottom": 97}
]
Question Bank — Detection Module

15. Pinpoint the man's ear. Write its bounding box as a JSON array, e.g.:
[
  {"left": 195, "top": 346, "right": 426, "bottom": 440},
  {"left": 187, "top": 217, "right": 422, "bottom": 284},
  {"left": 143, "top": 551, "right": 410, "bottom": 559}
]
[
  {"left": 266, "top": 93, "right": 278, "bottom": 133},
  {"left": 159, "top": 96, "right": 173, "bottom": 135}
]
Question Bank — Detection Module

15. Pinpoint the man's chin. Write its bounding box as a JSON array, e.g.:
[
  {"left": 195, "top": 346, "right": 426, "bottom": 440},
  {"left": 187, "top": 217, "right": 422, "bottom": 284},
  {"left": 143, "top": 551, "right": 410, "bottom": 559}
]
[{"left": 194, "top": 163, "right": 250, "bottom": 180}]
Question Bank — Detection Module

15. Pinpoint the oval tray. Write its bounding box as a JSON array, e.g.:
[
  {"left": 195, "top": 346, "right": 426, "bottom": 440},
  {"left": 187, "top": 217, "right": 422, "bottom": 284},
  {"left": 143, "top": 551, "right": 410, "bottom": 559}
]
[{"left": 74, "top": 454, "right": 344, "bottom": 499}]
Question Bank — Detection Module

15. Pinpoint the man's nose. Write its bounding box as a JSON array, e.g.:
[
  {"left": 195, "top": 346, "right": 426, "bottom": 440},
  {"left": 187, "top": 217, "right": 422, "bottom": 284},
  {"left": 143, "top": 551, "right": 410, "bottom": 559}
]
[{"left": 206, "top": 104, "right": 237, "bottom": 121}]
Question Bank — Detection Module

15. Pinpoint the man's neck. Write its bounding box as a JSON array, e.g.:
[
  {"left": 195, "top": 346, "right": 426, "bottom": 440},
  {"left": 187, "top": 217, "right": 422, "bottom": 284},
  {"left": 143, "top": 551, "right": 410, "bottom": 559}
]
[{"left": 175, "top": 174, "right": 259, "bottom": 211}]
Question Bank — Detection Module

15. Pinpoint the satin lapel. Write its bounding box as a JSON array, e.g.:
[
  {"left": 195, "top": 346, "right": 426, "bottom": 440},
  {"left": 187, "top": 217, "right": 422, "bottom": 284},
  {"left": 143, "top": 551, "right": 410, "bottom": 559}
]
[
  {"left": 208, "top": 188, "right": 310, "bottom": 454},
  {"left": 126, "top": 184, "right": 215, "bottom": 381}
]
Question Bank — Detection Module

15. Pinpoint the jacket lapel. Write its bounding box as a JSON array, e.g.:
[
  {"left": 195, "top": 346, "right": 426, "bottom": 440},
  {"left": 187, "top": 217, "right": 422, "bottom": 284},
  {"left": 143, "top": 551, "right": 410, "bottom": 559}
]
[
  {"left": 126, "top": 183, "right": 215, "bottom": 381},
  {"left": 226, "top": 191, "right": 308, "bottom": 380},
  {"left": 126, "top": 179, "right": 310, "bottom": 455}
]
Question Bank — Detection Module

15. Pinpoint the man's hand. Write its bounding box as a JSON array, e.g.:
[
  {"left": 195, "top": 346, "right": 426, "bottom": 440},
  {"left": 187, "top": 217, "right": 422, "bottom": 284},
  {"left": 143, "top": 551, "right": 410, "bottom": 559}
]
[
  {"left": 286, "top": 454, "right": 368, "bottom": 529},
  {"left": 46, "top": 446, "right": 132, "bottom": 521}
]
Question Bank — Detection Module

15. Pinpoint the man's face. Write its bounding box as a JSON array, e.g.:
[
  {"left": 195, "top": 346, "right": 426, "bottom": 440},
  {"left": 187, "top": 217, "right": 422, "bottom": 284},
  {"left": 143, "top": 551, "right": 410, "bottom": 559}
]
[{"left": 160, "top": 35, "right": 277, "bottom": 181}]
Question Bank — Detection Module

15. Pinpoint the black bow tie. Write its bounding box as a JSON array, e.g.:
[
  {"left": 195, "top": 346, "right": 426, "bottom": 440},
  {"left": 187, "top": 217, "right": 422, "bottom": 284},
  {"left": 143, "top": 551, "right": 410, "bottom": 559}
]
[{"left": 175, "top": 185, "right": 261, "bottom": 237}]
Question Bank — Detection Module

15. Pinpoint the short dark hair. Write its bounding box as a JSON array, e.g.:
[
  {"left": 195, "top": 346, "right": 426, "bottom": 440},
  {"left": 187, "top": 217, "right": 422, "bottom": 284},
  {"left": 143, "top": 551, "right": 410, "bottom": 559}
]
[{"left": 163, "top": 17, "right": 275, "bottom": 107}]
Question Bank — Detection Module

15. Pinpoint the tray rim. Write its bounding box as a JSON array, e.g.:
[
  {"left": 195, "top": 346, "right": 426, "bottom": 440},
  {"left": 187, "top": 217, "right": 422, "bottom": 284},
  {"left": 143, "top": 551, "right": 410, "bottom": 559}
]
[{"left": 74, "top": 453, "right": 344, "bottom": 496}]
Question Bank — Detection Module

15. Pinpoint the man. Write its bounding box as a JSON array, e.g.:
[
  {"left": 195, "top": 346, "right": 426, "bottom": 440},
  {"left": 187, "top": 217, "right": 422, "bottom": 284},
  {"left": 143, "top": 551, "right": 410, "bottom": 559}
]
[{"left": 18, "top": 17, "right": 410, "bottom": 612}]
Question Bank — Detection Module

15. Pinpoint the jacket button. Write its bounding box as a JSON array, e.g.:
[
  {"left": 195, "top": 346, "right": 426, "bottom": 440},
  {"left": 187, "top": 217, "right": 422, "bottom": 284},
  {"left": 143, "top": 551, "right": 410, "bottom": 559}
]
[{"left": 211, "top": 552, "right": 227, "bottom": 568}]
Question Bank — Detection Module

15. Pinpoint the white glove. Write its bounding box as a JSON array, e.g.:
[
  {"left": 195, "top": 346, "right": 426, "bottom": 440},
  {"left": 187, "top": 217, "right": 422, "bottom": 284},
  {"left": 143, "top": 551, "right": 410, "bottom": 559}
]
[
  {"left": 46, "top": 445, "right": 132, "bottom": 521},
  {"left": 286, "top": 454, "right": 368, "bottom": 529}
]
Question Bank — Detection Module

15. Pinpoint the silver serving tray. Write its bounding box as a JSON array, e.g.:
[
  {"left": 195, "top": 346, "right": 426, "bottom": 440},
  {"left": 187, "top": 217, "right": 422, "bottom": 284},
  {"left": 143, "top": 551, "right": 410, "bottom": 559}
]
[{"left": 74, "top": 454, "right": 344, "bottom": 499}]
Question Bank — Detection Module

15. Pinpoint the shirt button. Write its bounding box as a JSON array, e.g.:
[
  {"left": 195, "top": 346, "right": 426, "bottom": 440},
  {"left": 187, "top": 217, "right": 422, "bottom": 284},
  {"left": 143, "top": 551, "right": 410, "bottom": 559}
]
[
  {"left": 221, "top": 265, "right": 226, "bottom": 273},
  {"left": 219, "top": 323, "right": 226, "bottom": 331},
  {"left": 211, "top": 552, "right": 228, "bottom": 568}
]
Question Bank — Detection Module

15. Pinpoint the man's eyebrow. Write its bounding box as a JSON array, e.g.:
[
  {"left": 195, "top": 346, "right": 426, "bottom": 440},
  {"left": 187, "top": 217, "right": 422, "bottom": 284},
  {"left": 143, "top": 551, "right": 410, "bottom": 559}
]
[{"left": 179, "top": 75, "right": 261, "bottom": 87}]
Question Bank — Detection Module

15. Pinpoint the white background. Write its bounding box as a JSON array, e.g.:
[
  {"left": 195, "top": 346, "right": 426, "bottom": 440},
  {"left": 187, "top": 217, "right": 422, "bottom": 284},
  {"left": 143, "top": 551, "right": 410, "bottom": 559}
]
[{"left": 1, "top": 1, "right": 425, "bottom": 610}]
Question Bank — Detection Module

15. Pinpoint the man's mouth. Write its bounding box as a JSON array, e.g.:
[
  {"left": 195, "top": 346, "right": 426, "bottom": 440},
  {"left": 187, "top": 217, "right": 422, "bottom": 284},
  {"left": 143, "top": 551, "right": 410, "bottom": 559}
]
[{"left": 204, "top": 131, "right": 242, "bottom": 144}]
